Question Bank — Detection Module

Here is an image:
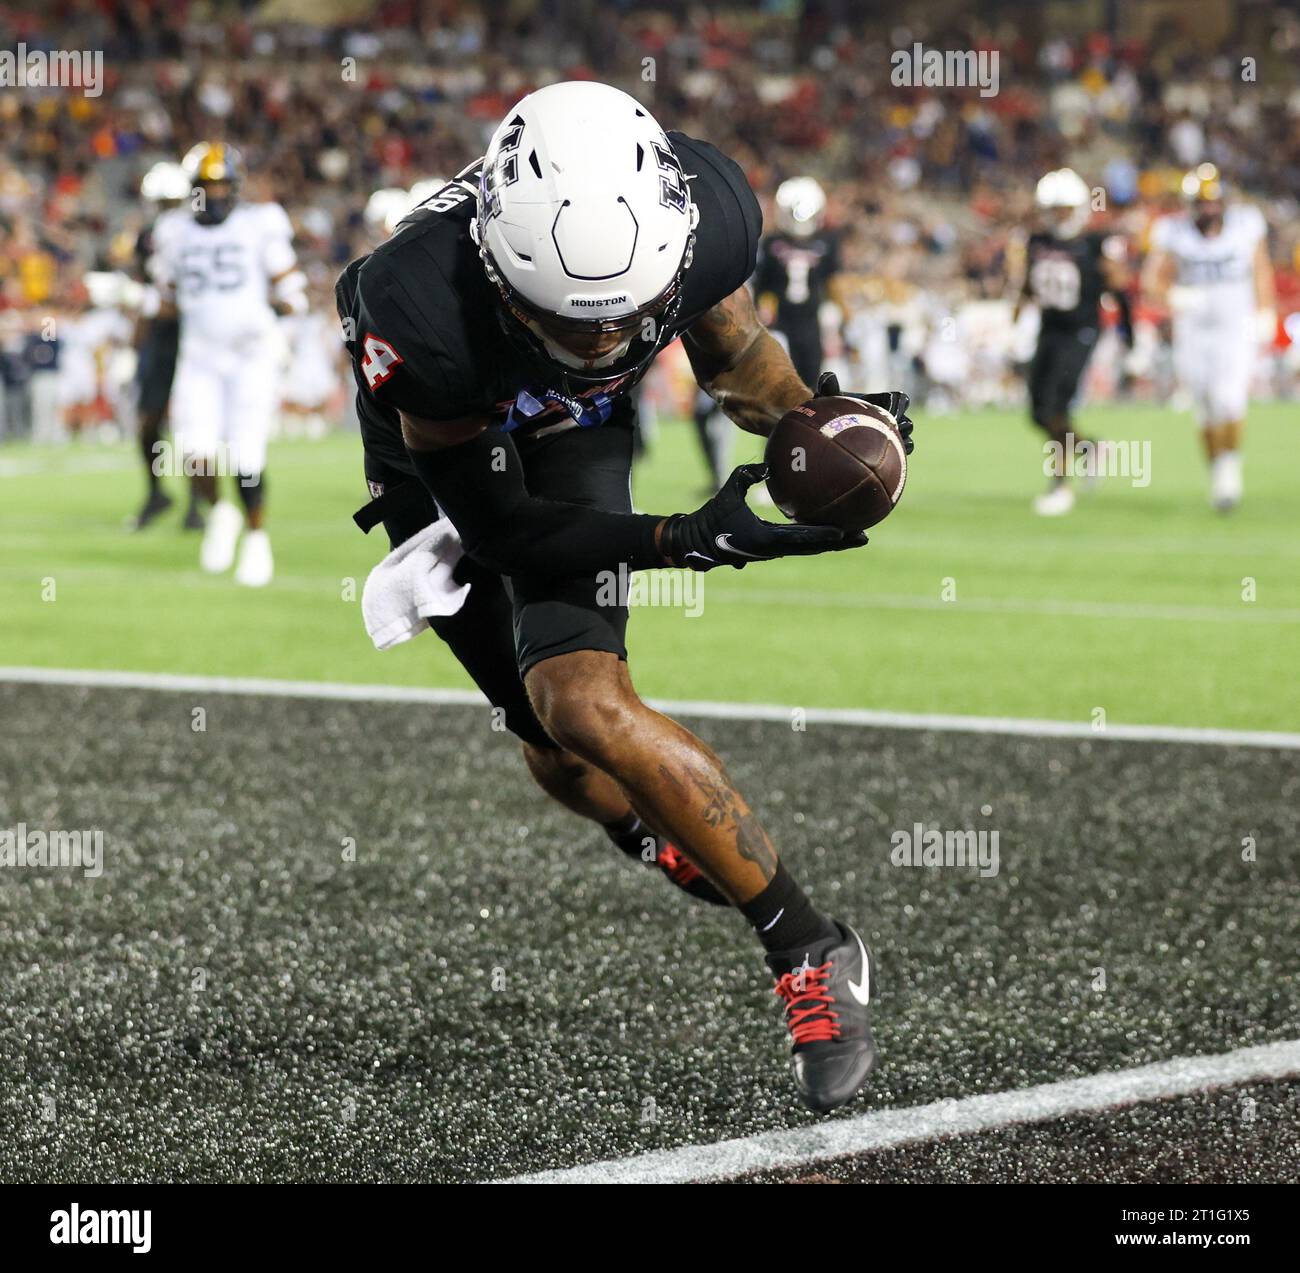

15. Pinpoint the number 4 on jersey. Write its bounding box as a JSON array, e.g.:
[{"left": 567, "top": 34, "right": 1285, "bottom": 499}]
[{"left": 361, "top": 333, "right": 403, "bottom": 389}]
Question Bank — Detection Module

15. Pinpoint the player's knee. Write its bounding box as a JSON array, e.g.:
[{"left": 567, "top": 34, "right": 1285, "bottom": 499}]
[
  {"left": 537, "top": 692, "right": 638, "bottom": 762},
  {"left": 526, "top": 659, "right": 639, "bottom": 763},
  {"left": 236, "top": 472, "right": 265, "bottom": 515}
]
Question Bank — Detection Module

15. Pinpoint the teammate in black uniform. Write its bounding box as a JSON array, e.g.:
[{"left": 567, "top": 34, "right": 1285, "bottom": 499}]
[
  {"left": 337, "top": 82, "right": 913, "bottom": 1112},
  {"left": 1016, "top": 168, "right": 1130, "bottom": 516},
  {"left": 131, "top": 162, "right": 200, "bottom": 531},
  {"left": 753, "top": 177, "right": 840, "bottom": 388}
]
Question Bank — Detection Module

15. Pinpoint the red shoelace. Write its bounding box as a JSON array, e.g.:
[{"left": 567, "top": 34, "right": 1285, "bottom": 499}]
[
  {"left": 773, "top": 961, "right": 839, "bottom": 1044},
  {"left": 656, "top": 843, "right": 703, "bottom": 885}
]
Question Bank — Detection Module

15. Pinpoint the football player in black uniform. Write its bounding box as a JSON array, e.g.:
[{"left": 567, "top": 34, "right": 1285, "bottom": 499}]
[
  {"left": 1016, "top": 168, "right": 1130, "bottom": 516},
  {"left": 753, "top": 177, "right": 840, "bottom": 388},
  {"left": 337, "top": 82, "right": 914, "bottom": 1113},
  {"left": 131, "top": 162, "right": 199, "bottom": 531}
]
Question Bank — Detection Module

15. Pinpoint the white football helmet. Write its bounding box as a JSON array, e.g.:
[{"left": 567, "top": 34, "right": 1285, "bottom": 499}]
[
  {"left": 775, "top": 176, "right": 826, "bottom": 237},
  {"left": 364, "top": 187, "right": 411, "bottom": 238},
  {"left": 474, "top": 81, "right": 698, "bottom": 387},
  {"left": 1035, "top": 168, "right": 1091, "bottom": 238},
  {"left": 407, "top": 177, "right": 447, "bottom": 210},
  {"left": 140, "top": 161, "right": 190, "bottom": 203}
]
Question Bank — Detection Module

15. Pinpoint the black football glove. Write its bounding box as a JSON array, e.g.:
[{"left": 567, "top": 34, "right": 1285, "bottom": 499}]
[
  {"left": 815, "top": 372, "right": 914, "bottom": 455},
  {"left": 662, "top": 463, "right": 866, "bottom": 572}
]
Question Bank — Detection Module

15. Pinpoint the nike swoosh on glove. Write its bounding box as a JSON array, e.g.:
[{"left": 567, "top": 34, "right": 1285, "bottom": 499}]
[
  {"left": 815, "top": 372, "right": 914, "bottom": 455},
  {"left": 662, "top": 463, "right": 866, "bottom": 572}
]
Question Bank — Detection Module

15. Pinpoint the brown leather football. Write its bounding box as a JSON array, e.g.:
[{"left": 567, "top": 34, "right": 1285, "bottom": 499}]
[{"left": 764, "top": 395, "right": 908, "bottom": 531}]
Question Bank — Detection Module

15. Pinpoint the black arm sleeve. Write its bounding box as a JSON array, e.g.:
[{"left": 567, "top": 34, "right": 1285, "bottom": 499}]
[{"left": 407, "top": 429, "right": 665, "bottom": 577}]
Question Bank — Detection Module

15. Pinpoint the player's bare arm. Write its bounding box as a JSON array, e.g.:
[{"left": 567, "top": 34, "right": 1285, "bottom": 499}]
[
  {"left": 1141, "top": 247, "right": 1175, "bottom": 307},
  {"left": 1253, "top": 237, "right": 1275, "bottom": 316},
  {"left": 1101, "top": 245, "right": 1130, "bottom": 294},
  {"left": 269, "top": 265, "right": 308, "bottom": 317},
  {"left": 683, "top": 284, "right": 810, "bottom": 437}
]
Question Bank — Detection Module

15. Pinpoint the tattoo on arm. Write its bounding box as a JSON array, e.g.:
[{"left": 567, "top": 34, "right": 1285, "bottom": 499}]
[{"left": 683, "top": 285, "right": 810, "bottom": 437}]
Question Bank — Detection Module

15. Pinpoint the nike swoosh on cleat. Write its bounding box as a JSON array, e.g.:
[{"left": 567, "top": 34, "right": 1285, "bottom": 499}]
[
  {"left": 714, "top": 533, "right": 766, "bottom": 560},
  {"left": 846, "top": 928, "right": 871, "bottom": 1005}
]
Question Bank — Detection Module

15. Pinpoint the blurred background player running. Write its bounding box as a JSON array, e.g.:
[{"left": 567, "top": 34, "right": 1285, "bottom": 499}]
[{"left": 1142, "top": 164, "right": 1275, "bottom": 512}]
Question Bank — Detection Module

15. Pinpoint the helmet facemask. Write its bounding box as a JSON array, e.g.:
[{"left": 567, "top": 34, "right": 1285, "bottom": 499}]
[
  {"left": 477, "top": 189, "right": 695, "bottom": 392},
  {"left": 182, "top": 143, "right": 244, "bottom": 226},
  {"left": 194, "top": 179, "right": 238, "bottom": 226},
  {"left": 1183, "top": 164, "right": 1224, "bottom": 234}
]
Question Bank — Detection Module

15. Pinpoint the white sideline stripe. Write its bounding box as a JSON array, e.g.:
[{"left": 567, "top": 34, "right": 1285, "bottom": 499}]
[
  {"left": 3, "top": 559, "right": 1296, "bottom": 623},
  {"left": 1, "top": 665, "right": 1298, "bottom": 751},
  {"left": 499, "top": 1038, "right": 1300, "bottom": 1184}
]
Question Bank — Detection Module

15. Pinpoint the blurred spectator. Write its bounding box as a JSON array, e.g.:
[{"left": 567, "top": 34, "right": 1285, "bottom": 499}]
[{"left": 1, "top": 0, "right": 1297, "bottom": 435}]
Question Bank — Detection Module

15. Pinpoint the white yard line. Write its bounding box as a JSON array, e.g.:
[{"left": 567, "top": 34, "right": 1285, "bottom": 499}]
[
  {"left": 499, "top": 1038, "right": 1300, "bottom": 1184},
  {"left": 1, "top": 665, "right": 1298, "bottom": 749},
  {"left": 1, "top": 560, "right": 1296, "bottom": 623},
  {"left": 719, "top": 588, "right": 1300, "bottom": 625}
]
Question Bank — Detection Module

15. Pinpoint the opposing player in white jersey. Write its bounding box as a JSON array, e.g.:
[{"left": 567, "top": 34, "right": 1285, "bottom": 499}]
[
  {"left": 1143, "top": 164, "right": 1275, "bottom": 511},
  {"left": 154, "top": 143, "right": 307, "bottom": 584}
]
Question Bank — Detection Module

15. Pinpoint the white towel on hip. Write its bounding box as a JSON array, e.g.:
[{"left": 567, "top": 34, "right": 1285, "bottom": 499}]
[{"left": 362, "top": 517, "right": 471, "bottom": 650}]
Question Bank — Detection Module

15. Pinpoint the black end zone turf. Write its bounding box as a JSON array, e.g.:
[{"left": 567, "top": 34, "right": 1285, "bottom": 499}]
[{"left": 0, "top": 684, "right": 1296, "bottom": 1182}]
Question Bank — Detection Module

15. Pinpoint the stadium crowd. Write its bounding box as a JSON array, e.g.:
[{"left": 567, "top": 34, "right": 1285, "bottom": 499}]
[{"left": 2, "top": 0, "right": 1298, "bottom": 439}]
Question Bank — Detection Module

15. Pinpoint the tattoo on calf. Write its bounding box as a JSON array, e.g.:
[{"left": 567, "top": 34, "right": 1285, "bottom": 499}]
[
  {"left": 683, "top": 765, "right": 778, "bottom": 875},
  {"left": 658, "top": 763, "right": 688, "bottom": 795}
]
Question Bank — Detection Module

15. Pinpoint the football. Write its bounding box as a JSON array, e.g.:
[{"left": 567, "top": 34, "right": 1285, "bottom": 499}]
[{"left": 764, "top": 395, "right": 908, "bottom": 531}]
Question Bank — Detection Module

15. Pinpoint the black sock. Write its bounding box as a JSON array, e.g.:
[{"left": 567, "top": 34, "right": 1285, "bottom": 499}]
[
  {"left": 741, "top": 862, "right": 837, "bottom": 954},
  {"left": 603, "top": 813, "right": 658, "bottom": 864},
  {"left": 141, "top": 436, "right": 160, "bottom": 494}
]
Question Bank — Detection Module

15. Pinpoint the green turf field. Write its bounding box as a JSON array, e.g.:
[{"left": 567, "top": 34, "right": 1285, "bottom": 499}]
[{"left": 1, "top": 402, "right": 1296, "bottom": 730}]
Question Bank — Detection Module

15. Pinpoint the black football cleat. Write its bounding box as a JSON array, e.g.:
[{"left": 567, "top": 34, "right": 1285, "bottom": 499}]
[
  {"left": 131, "top": 488, "right": 173, "bottom": 531},
  {"left": 182, "top": 502, "right": 206, "bottom": 532},
  {"left": 768, "top": 921, "right": 877, "bottom": 1113},
  {"left": 653, "top": 841, "right": 728, "bottom": 906}
]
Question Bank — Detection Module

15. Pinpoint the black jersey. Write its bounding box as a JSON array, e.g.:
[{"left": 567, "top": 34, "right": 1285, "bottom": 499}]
[
  {"left": 1025, "top": 231, "right": 1108, "bottom": 333},
  {"left": 336, "top": 132, "right": 762, "bottom": 477},
  {"left": 753, "top": 229, "right": 839, "bottom": 328}
]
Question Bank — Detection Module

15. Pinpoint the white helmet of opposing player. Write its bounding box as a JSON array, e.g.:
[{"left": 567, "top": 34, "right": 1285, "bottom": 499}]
[
  {"left": 475, "top": 81, "right": 698, "bottom": 386},
  {"left": 775, "top": 176, "right": 826, "bottom": 237},
  {"left": 140, "top": 161, "right": 190, "bottom": 203},
  {"left": 1035, "top": 168, "right": 1090, "bottom": 238},
  {"left": 407, "top": 178, "right": 447, "bottom": 210},
  {"left": 364, "top": 187, "right": 411, "bottom": 238}
]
